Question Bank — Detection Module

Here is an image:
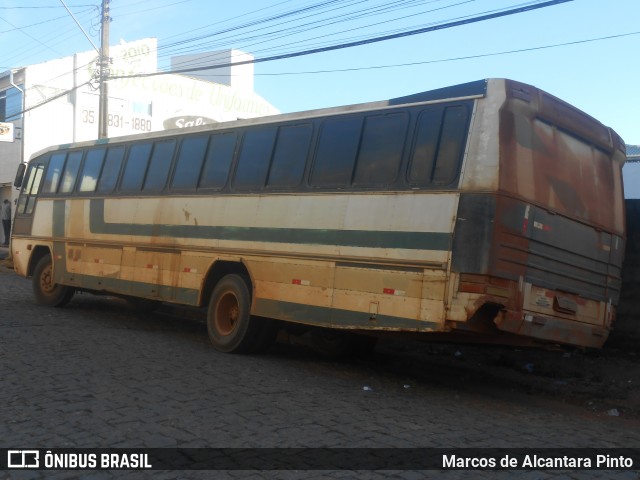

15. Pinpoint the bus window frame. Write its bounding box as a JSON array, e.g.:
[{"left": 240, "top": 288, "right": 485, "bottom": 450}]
[
  {"left": 197, "top": 131, "right": 239, "bottom": 193},
  {"left": 142, "top": 139, "right": 177, "bottom": 194},
  {"left": 264, "top": 122, "right": 314, "bottom": 192},
  {"left": 77, "top": 147, "right": 107, "bottom": 195},
  {"left": 118, "top": 141, "right": 154, "bottom": 194},
  {"left": 58, "top": 149, "right": 84, "bottom": 195},
  {"left": 95, "top": 145, "right": 127, "bottom": 195},
  {"left": 169, "top": 134, "right": 210, "bottom": 194},
  {"left": 406, "top": 104, "right": 470, "bottom": 190}
]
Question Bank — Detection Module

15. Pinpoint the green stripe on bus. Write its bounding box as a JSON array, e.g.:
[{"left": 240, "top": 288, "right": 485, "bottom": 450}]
[
  {"left": 60, "top": 271, "right": 200, "bottom": 305},
  {"left": 88, "top": 199, "right": 451, "bottom": 251},
  {"left": 53, "top": 200, "right": 66, "bottom": 237},
  {"left": 254, "top": 298, "right": 440, "bottom": 331}
]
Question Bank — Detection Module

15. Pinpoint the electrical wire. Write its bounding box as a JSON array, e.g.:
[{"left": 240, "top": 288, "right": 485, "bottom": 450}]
[
  {"left": 248, "top": 30, "right": 640, "bottom": 76},
  {"left": 111, "top": 0, "right": 574, "bottom": 79}
]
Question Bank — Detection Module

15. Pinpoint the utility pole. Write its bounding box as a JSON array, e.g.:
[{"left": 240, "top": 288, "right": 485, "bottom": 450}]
[{"left": 98, "top": 0, "right": 110, "bottom": 139}]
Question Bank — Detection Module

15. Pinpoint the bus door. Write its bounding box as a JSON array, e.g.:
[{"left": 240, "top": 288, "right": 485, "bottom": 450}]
[{"left": 13, "top": 160, "right": 47, "bottom": 238}]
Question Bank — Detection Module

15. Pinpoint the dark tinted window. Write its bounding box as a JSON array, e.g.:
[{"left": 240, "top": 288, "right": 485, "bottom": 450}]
[
  {"left": 79, "top": 148, "right": 106, "bottom": 192},
  {"left": 234, "top": 128, "right": 277, "bottom": 190},
  {"left": 43, "top": 153, "right": 66, "bottom": 194},
  {"left": 267, "top": 124, "right": 312, "bottom": 188},
  {"left": 96, "top": 146, "right": 125, "bottom": 193},
  {"left": 143, "top": 140, "right": 176, "bottom": 192},
  {"left": 311, "top": 116, "right": 362, "bottom": 187},
  {"left": 432, "top": 106, "right": 469, "bottom": 185},
  {"left": 59, "top": 151, "right": 83, "bottom": 193},
  {"left": 120, "top": 142, "right": 152, "bottom": 192},
  {"left": 353, "top": 113, "right": 408, "bottom": 186},
  {"left": 17, "top": 163, "right": 45, "bottom": 215},
  {"left": 172, "top": 135, "right": 209, "bottom": 191},
  {"left": 199, "top": 133, "right": 237, "bottom": 190},
  {"left": 409, "top": 106, "right": 469, "bottom": 186},
  {"left": 408, "top": 109, "right": 442, "bottom": 184}
]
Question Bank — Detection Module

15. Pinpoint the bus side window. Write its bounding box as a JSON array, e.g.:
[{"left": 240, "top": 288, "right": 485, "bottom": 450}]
[
  {"left": 171, "top": 135, "right": 209, "bottom": 191},
  {"left": 120, "top": 142, "right": 152, "bottom": 193},
  {"left": 17, "top": 163, "right": 45, "bottom": 215},
  {"left": 234, "top": 127, "right": 277, "bottom": 190},
  {"left": 59, "top": 150, "right": 83, "bottom": 194},
  {"left": 408, "top": 109, "right": 442, "bottom": 186},
  {"left": 143, "top": 140, "right": 176, "bottom": 193},
  {"left": 432, "top": 106, "right": 469, "bottom": 185},
  {"left": 96, "top": 147, "right": 125, "bottom": 194},
  {"left": 353, "top": 112, "right": 408, "bottom": 186},
  {"left": 78, "top": 148, "right": 106, "bottom": 193},
  {"left": 267, "top": 124, "right": 312, "bottom": 188},
  {"left": 199, "top": 133, "right": 237, "bottom": 190},
  {"left": 311, "top": 116, "right": 363, "bottom": 187},
  {"left": 42, "top": 153, "right": 67, "bottom": 194}
]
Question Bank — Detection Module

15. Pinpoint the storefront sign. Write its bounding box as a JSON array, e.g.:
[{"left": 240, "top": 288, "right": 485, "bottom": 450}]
[
  {"left": 163, "top": 115, "right": 216, "bottom": 130},
  {"left": 0, "top": 122, "right": 14, "bottom": 142}
]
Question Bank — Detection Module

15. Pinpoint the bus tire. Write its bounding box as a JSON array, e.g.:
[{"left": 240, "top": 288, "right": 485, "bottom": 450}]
[
  {"left": 32, "top": 254, "right": 74, "bottom": 307},
  {"left": 207, "top": 274, "right": 262, "bottom": 354}
]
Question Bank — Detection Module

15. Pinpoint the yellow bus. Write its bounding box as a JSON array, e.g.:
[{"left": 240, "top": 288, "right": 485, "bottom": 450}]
[{"left": 11, "top": 78, "right": 626, "bottom": 352}]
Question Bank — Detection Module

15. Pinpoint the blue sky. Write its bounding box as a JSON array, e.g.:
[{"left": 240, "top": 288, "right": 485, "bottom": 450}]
[{"left": 1, "top": 0, "right": 639, "bottom": 143}]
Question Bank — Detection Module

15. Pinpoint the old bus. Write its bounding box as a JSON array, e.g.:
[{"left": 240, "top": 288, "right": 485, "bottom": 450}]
[{"left": 11, "top": 79, "right": 626, "bottom": 352}]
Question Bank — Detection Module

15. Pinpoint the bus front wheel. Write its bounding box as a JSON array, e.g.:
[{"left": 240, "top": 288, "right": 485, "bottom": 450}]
[
  {"left": 207, "top": 274, "right": 272, "bottom": 354},
  {"left": 32, "top": 254, "right": 75, "bottom": 307}
]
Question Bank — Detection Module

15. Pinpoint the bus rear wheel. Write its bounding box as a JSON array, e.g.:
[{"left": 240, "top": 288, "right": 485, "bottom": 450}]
[
  {"left": 206, "top": 274, "right": 274, "bottom": 354},
  {"left": 32, "top": 254, "right": 74, "bottom": 307}
]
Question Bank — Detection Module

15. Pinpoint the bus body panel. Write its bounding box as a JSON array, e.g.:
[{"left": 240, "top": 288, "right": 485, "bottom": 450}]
[{"left": 11, "top": 78, "right": 627, "bottom": 349}]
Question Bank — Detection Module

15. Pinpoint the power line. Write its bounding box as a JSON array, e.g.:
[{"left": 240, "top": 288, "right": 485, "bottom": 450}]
[
  {"left": 111, "top": 0, "right": 574, "bottom": 80},
  {"left": 248, "top": 30, "right": 640, "bottom": 76}
]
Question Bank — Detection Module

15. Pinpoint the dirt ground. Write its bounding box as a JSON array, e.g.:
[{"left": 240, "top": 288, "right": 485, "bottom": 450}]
[
  {"left": 373, "top": 334, "right": 640, "bottom": 419},
  {"left": 4, "top": 252, "right": 637, "bottom": 420}
]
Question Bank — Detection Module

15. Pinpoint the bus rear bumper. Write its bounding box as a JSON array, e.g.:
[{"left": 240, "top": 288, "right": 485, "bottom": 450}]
[{"left": 495, "top": 310, "right": 610, "bottom": 349}]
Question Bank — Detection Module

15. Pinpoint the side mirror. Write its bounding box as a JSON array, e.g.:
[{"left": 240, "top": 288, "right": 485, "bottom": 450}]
[{"left": 13, "top": 163, "right": 26, "bottom": 189}]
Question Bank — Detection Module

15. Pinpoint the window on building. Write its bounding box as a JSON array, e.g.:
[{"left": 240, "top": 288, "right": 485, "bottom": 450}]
[{"left": 0, "top": 85, "right": 24, "bottom": 121}]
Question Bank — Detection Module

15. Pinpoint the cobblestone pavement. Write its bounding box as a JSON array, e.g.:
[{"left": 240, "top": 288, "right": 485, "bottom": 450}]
[{"left": 1, "top": 264, "right": 639, "bottom": 480}]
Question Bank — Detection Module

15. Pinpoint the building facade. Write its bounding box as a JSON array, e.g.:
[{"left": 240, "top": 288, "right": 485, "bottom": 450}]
[{"left": 0, "top": 39, "right": 278, "bottom": 243}]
